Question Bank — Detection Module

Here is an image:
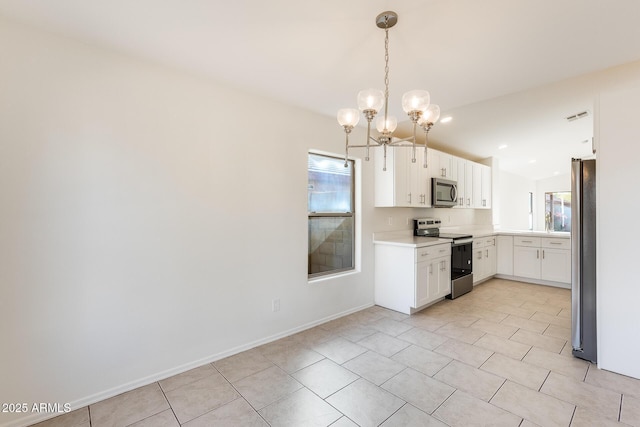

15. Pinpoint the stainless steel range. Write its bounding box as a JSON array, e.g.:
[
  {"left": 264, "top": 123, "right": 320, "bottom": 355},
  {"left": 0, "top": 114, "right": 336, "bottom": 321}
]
[{"left": 414, "top": 218, "right": 474, "bottom": 299}]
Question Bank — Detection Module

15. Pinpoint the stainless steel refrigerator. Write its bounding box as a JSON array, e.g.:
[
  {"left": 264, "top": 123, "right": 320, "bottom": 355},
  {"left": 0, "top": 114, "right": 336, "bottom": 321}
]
[{"left": 571, "top": 158, "right": 597, "bottom": 363}]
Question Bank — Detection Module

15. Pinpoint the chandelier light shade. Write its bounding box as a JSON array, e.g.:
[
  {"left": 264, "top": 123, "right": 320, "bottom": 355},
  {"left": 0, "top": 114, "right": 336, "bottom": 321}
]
[
  {"left": 419, "top": 104, "right": 441, "bottom": 128},
  {"left": 338, "top": 11, "right": 440, "bottom": 171},
  {"left": 376, "top": 115, "right": 397, "bottom": 134},
  {"left": 337, "top": 108, "right": 360, "bottom": 128},
  {"left": 357, "top": 89, "right": 385, "bottom": 113},
  {"left": 401, "top": 90, "right": 430, "bottom": 114}
]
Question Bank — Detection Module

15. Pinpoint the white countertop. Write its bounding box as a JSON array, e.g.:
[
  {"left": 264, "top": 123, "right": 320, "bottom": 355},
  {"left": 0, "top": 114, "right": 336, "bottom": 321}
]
[
  {"left": 373, "top": 231, "right": 453, "bottom": 248},
  {"left": 374, "top": 228, "right": 570, "bottom": 247}
]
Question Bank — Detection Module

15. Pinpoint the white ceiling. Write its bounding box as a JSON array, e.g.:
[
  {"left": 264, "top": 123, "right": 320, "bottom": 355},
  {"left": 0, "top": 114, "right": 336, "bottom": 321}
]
[{"left": 1, "top": 0, "right": 640, "bottom": 179}]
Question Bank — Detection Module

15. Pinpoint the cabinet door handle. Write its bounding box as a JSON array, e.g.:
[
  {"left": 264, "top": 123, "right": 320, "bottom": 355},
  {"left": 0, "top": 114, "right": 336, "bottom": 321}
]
[
  {"left": 485, "top": 249, "right": 489, "bottom": 258},
  {"left": 537, "top": 249, "right": 540, "bottom": 259},
  {"left": 522, "top": 240, "right": 533, "bottom": 243},
  {"left": 542, "top": 250, "right": 545, "bottom": 259},
  {"left": 408, "top": 193, "right": 412, "bottom": 204},
  {"left": 550, "top": 242, "right": 563, "bottom": 245},
  {"left": 467, "top": 198, "right": 471, "bottom": 206}
]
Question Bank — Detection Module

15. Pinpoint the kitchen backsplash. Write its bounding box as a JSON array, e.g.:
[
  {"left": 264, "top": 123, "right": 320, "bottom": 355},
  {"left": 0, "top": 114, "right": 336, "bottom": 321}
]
[{"left": 373, "top": 206, "right": 493, "bottom": 232}]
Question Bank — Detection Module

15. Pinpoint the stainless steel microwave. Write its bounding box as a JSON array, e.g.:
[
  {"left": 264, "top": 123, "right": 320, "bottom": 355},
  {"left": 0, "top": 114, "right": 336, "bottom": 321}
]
[{"left": 432, "top": 178, "right": 458, "bottom": 207}]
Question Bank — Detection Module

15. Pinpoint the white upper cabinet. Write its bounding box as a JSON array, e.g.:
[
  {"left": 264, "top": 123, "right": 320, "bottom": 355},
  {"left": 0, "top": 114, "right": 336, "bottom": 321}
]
[
  {"left": 374, "top": 146, "right": 408, "bottom": 207},
  {"left": 374, "top": 146, "right": 491, "bottom": 210},
  {"left": 408, "top": 148, "right": 431, "bottom": 207},
  {"left": 462, "top": 160, "right": 491, "bottom": 209},
  {"left": 428, "top": 149, "right": 455, "bottom": 180},
  {"left": 455, "top": 157, "right": 466, "bottom": 208},
  {"left": 375, "top": 146, "right": 430, "bottom": 207},
  {"left": 480, "top": 163, "right": 492, "bottom": 209}
]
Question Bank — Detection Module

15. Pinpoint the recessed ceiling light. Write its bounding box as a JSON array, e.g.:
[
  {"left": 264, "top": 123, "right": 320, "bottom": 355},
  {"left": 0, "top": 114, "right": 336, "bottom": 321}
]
[
  {"left": 554, "top": 171, "right": 560, "bottom": 175},
  {"left": 440, "top": 116, "right": 452, "bottom": 123},
  {"left": 498, "top": 144, "right": 508, "bottom": 150},
  {"left": 529, "top": 159, "right": 536, "bottom": 164}
]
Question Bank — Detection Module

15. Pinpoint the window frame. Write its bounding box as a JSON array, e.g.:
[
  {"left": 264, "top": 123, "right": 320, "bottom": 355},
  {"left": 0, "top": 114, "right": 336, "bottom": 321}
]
[
  {"left": 544, "top": 191, "right": 572, "bottom": 232},
  {"left": 307, "top": 151, "right": 357, "bottom": 280}
]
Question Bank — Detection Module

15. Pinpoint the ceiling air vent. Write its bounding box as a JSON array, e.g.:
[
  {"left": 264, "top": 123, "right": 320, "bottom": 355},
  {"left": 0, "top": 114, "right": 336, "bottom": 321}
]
[{"left": 565, "top": 111, "right": 589, "bottom": 122}]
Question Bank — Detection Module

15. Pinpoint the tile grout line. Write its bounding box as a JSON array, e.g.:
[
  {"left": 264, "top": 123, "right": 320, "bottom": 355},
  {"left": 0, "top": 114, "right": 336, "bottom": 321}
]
[
  {"left": 568, "top": 405, "right": 577, "bottom": 426},
  {"left": 582, "top": 360, "right": 591, "bottom": 382},
  {"left": 487, "top": 379, "right": 535, "bottom": 423},
  {"left": 153, "top": 381, "right": 179, "bottom": 426},
  {"left": 429, "top": 388, "right": 457, "bottom": 419},
  {"left": 376, "top": 402, "right": 407, "bottom": 426},
  {"left": 618, "top": 394, "right": 623, "bottom": 423},
  {"left": 487, "top": 378, "right": 507, "bottom": 403},
  {"left": 208, "top": 361, "right": 274, "bottom": 425},
  {"left": 538, "top": 370, "right": 552, "bottom": 392},
  {"left": 225, "top": 377, "right": 280, "bottom": 425}
]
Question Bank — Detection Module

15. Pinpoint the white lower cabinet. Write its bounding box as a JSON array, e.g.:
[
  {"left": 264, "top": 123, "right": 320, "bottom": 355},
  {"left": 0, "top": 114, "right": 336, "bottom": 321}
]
[
  {"left": 512, "top": 236, "right": 571, "bottom": 284},
  {"left": 416, "top": 254, "right": 451, "bottom": 308},
  {"left": 496, "top": 235, "right": 514, "bottom": 275},
  {"left": 473, "top": 236, "right": 497, "bottom": 283},
  {"left": 513, "top": 244, "right": 542, "bottom": 279},
  {"left": 540, "top": 239, "right": 571, "bottom": 283},
  {"left": 375, "top": 242, "right": 451, "bottom": 314}
]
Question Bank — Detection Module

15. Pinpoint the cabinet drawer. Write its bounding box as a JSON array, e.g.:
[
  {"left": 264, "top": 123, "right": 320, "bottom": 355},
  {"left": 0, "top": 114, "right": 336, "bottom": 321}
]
[
  {"left": 416, "top": 244, "right": 450, "bottom": 261},
  {"left": 541, "top": 237, "right": 570, "bottom": 250},
  {"left": 473, "top": 236, "right": 496, "bottom": 248},
  {"left": 484, "top": 237, "right": 496, "bottom": 247},
  {"left": 514, "top": 236, "right": 541, "bottom": 247}
]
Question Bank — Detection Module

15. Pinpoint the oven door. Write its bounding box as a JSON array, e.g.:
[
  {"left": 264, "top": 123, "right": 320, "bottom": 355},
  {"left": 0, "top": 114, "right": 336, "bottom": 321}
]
[
  {"left": 451, "top": 242, "right": 472, "bottom": 280},
  {"left": 432, "top": 178, "right": 458, "bottom": 207}
]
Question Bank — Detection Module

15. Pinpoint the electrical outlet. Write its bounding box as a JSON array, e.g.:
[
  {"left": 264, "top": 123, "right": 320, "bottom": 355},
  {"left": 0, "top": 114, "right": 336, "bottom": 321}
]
[{"left": 272, "top": 298, "right": 280, "bottom": 312}]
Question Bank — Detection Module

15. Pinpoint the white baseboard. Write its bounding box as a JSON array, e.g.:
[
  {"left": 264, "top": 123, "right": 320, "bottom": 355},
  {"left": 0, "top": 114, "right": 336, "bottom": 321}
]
[{"left": 494, "top": 274, "right": 570, "bottom": 289}]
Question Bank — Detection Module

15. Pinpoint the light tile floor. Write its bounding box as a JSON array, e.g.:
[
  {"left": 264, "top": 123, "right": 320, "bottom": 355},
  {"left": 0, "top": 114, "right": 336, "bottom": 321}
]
[{"left": 32, "top": 279, "right": 640, "bottom": 427}]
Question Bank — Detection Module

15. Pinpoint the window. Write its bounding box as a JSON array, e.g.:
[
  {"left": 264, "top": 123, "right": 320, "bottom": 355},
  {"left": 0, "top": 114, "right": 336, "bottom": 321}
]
[
  {"left": 545, "top": 191, "right": 571, "bottom": 232},
  {"left": 308, "top": 153, "right": 355, "bottom": 278}
]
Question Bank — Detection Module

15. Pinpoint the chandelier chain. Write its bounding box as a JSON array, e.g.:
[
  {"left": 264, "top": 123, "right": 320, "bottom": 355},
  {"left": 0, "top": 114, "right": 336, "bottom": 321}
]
[{"left": 383, "top": 27, "right": 390, "bottom": 125}]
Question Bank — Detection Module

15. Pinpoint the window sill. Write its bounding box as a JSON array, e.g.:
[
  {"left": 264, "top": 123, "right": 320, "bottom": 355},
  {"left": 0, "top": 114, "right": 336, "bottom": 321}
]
[{"left": 308, "top": 269, "right": 359, "bottom": 284}]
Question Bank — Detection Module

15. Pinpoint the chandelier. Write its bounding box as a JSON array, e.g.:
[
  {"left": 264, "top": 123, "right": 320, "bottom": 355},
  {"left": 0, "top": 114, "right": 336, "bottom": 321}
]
[{"left": 337, "top": 11, "right": 440, "bottom": 171}]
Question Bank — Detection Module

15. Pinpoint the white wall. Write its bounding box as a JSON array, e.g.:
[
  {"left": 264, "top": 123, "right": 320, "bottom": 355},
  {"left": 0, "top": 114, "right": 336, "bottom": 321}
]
[
  {"left": 0, "top": 17, "right": 376, "bottom": 426},
  {"left": 597, "top": 78, "right": 640, "bottom": 379},
  {"left": 534, "top": 174, "right": 571, "bottom": 231},
  {"left": 497, "top": 170, "right": 535, "bottom": 230}
]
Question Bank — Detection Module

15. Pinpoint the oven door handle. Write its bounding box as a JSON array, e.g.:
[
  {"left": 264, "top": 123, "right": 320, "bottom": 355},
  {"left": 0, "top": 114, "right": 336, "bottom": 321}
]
[{"left": 451, "top": 238, "right": 473, "bottom": 246}]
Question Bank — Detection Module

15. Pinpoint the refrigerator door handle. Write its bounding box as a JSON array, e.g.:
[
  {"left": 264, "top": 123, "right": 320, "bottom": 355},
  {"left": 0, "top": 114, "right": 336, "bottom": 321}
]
[{"left": 571, "top": 159, "right": 582, "bottom": 350}]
